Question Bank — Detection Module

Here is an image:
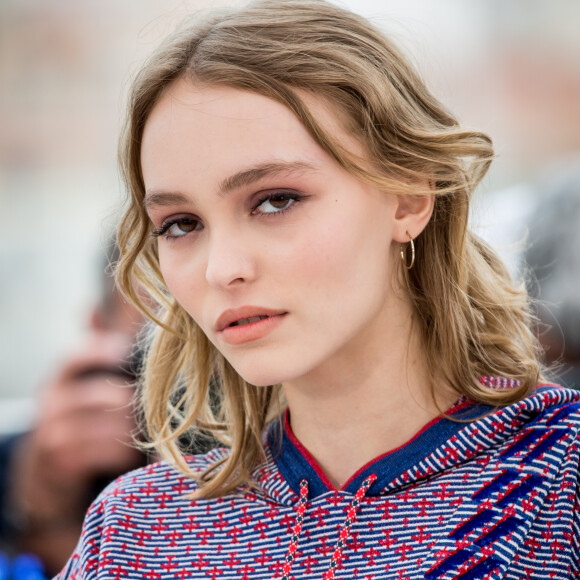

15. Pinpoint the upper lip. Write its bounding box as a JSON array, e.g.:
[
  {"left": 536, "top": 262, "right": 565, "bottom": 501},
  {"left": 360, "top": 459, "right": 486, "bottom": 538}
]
[{"left": 215, "top": 306, "right": 287, "bottom": 332}]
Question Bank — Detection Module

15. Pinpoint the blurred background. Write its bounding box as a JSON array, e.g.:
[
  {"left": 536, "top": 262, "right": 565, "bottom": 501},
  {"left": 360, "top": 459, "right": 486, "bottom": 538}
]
[{"left": 2, "top": 0, "right": 580, "bottom": 432}]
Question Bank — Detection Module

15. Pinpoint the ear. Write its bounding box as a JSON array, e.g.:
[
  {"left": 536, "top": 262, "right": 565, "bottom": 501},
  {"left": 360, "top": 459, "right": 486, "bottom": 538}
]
[{"left": 392, "top": 191, "right": 434, "bottom": 243}]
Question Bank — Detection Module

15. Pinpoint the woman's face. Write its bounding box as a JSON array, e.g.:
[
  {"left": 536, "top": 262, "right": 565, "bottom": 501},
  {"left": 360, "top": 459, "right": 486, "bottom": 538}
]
[{"left": 142, "top": 79, "right": 408, "bottom": 387}]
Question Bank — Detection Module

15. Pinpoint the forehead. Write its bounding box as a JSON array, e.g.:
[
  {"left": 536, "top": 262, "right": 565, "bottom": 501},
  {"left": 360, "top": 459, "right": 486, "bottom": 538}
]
[{"left": 140, "top": 79, "right": 365, "bottom": 190}]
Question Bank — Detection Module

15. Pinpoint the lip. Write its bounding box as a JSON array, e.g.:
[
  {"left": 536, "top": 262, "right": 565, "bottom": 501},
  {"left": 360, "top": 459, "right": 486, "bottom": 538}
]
[{"left": 215, "top": 306, "right": 287, "bottom": 345}]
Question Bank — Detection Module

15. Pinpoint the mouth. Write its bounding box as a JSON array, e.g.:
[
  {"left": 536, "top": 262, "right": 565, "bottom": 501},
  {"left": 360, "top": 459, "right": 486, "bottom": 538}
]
[
  {"left": 215, "top": 307, "right": 287, "bottom": 344},
  {"left": 228, "top": 315, "right": 269, "bottom": 327},
  {"left": 216, "top": 307, "right": 287, "bottom": 332}
]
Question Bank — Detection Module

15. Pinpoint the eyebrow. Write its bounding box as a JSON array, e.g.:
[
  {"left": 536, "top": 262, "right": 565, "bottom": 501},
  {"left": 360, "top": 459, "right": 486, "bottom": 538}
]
[
  {"left": 218, "top": 160, "right": 316, "bottom": 195},
  {"left": 143, "top": 191, "right": 190, "bottom": 210},
  {"left": 143, "top": 160, "right": 317, "bottom": 210}
]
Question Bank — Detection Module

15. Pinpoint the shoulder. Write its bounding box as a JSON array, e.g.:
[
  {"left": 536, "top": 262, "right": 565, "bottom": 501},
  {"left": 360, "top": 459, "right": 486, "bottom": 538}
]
[
  {"left": 517, "top": 383, "right": 580, "bottom": 424},
  {"left": 481, "top": 382, "right": 580, "bottom": 433},
  {"left": 55, "top": 447, "right": 231, "bottom": 578},
  {"left": 444, "top": 383, "right": 580, "bottom": 468},
  {"left": 476, "top": 383, "right": 580, "bottom": 462},
  {"left": 98, "top": 446, "right": 230, "bottom": 509},
  {"left": 476, "top": 379, "right": 580, "bottom": 419}
]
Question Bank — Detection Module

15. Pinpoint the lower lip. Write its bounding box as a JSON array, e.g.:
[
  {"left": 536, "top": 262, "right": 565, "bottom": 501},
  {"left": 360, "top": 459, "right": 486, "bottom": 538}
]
[{"left": 219, "top": 314, "right": 287, "bottom": 345}]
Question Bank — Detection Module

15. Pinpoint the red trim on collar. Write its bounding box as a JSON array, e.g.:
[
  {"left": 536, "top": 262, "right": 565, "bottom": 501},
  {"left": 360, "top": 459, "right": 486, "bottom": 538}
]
[
  {"left": 283, "top": 397, "right": 466, "bottom": 493},
  {"left": 339, "top": 411, "right": 446, "bottom": 491},
  {"left": 283, "top": 410, "right": 337, "bottom": 492}
]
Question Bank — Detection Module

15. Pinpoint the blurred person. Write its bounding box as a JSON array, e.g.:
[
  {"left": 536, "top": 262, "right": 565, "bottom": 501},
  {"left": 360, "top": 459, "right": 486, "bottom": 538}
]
[
  {"left": 524, "top": 165, "right": 580, "bottom": 388},
  {"left": 0, "top": 241, "right": 147, "bottom": 577},
  {"left": 58, "top": 1, "right": 580, "bottom": 578}
]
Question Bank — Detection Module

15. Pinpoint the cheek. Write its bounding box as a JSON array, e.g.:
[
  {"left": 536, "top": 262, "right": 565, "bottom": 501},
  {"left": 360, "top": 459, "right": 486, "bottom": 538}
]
[
  {"left": 281, "top": 212, "right": 393, "bottom": 295},
  {"left": 274, "top": 222, "right": 344, "bottom": 287},
  {"left": 159, "top": 250, "right": 178, "bottom": 293},
  {"left": 159, "top": 250, "right": 204, "bottom": 314}
]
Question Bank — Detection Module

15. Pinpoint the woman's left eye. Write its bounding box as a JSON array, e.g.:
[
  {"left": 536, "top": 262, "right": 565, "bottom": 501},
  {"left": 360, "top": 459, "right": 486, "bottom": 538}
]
[{"left": 253, "top": 193, "right": 300, "bottom": 215}]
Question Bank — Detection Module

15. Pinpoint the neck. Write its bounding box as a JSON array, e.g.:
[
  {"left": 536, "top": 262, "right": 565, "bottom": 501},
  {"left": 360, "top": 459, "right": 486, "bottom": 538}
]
[{"left": 282, "top": 314, "right": 456, "bottom": 489}]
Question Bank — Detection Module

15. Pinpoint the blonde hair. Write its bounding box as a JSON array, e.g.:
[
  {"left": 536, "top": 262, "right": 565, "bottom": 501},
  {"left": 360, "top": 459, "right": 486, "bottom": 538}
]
[{"left": 117, "top": 0, "right": 543, "bottom": 497}]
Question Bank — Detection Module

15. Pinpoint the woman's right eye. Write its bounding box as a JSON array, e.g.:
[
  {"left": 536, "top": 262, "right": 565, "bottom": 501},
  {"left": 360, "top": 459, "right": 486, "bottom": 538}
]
[{"left": 151, "top": 217, "right": 202, "bottom": 239}]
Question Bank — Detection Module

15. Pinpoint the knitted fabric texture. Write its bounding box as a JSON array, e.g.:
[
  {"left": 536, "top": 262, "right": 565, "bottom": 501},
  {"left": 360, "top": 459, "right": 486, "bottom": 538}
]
[{"left": 57, "top": 382, "right": 580, "bottom": 579}]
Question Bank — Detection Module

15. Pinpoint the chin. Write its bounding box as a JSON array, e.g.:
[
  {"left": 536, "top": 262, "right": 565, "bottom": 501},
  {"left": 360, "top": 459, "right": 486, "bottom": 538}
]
[
  {"left": 220, "top": 340, "right": 322, "bottom": 388},
  {"left": 229, "top": 358, "right": 302, "bottom": 389}
]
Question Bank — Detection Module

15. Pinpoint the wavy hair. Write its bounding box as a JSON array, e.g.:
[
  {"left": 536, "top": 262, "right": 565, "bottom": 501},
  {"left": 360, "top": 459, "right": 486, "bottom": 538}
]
[{"left": 116, "top": 0, "right": 543, "bottom": 497}]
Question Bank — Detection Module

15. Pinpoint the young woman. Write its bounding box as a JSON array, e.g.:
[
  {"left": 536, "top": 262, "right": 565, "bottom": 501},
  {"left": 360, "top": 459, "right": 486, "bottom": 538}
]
[{"left": 58, "top": 1, "right": 580, "bottom": 578}]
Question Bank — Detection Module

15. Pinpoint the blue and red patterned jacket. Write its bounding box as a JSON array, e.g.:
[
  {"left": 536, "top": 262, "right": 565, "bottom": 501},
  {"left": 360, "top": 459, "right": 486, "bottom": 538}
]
[{"left": 57, "top": 381, "right": 580, "bottom": 579}]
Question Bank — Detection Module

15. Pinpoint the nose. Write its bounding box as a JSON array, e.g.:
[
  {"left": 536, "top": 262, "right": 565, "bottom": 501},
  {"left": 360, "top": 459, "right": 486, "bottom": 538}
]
[{"left": 205, "top": 229, "right": 257, "bottom": 289}]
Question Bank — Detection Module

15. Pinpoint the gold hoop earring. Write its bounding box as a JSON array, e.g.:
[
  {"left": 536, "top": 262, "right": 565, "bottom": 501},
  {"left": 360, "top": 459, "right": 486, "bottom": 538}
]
[{"left": 400, "top": 231, "right": 415, "bottom": 270}]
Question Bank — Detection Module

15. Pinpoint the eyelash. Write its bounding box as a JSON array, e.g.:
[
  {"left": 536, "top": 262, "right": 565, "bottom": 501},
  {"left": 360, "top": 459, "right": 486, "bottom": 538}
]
[
  {"left": 150, "top": 217, "right": 201, "bottom": 240},
  {"left": 150, "top": 191, "right": 304, "bottom": 240},
  {"left": 251, "top": 191, "right": 303, "bottom": 216}
]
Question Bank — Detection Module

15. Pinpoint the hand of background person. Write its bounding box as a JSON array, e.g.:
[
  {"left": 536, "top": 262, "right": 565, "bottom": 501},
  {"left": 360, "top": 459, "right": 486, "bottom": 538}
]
[{"left": 7, "top": 329, "right": 144, "bottom": 574}]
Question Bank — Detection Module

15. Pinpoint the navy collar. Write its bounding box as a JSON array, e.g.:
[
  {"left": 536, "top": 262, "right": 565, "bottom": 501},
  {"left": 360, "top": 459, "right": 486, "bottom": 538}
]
[{"left": 267, "top": 401, "right": 491, "bottom": 499}]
